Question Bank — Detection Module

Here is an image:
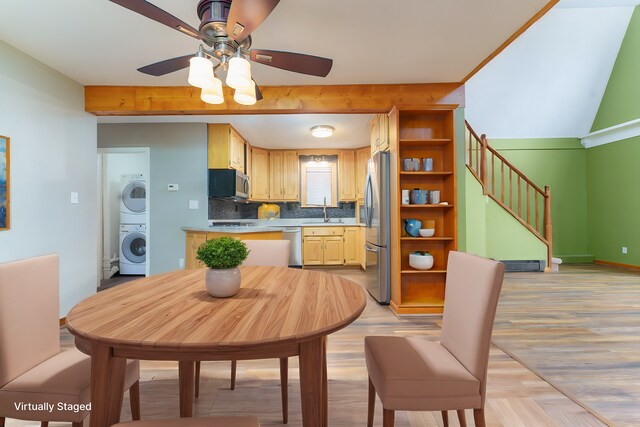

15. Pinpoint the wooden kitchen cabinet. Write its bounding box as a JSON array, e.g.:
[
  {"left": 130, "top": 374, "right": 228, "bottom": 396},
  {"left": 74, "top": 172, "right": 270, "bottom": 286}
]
[
  {"left": 343, "top": 227, "right": 360, "bottom": 265},
  {"left": 207, "top": 124, "right": 246, "bottom": 173},
  {"left": 370, "top": 114, "right": 389, "bottom": 154},
  {"left": 185, "top": 232, "right": 207, "bottom": 270},
  {"left": 339, "top": 150, "right": 356, "bottom": 201},
  {"left": 302, "top": 236, "right": 324, "bottom": 265},
  {"left": 356, "top": 147, "right": 370, "bottom": 200},
  {"left": 270, "top": 150, "right": 299, "bottom": 201},
  {"left": 185, "top": 230, "right": 282, "bottom": 270},
  {"left": 251, "top": 147, "right": 270, "bottom": 200},
  {"left": 324, "top": 236, "right": 345, "bottom": 265}
]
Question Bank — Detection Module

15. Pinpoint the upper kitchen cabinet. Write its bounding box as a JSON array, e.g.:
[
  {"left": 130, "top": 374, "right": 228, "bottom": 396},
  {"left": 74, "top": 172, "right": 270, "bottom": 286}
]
[
  {"left": 338, "top": 151, "right": 356, "bottom": 201},
  {"left": 356, "top": 147, "right": 370, "bottom": 200},
  {"left": 250, "top": 147, "right": 269, "bottom": 200},
  {"left": 270, "top": 151, "right": 299, "bottom": 201},
  {"left": 370, "top": 114, "right": 389, "bottom": 154},
  {"left": 207, "top": 124, "right": 246, "bottom": 173}
]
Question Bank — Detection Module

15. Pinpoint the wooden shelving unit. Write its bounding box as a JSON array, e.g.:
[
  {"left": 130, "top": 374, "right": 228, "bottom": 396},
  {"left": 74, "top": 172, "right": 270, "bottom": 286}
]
[{"left": 389, "top": 107, "right": 458, "bottom": 315}]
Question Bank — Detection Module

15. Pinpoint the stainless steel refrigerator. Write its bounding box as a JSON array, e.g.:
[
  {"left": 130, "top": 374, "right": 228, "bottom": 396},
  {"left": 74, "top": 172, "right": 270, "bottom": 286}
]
[{"left": 363, "top": 151, "right": 391, "bottom": 303}]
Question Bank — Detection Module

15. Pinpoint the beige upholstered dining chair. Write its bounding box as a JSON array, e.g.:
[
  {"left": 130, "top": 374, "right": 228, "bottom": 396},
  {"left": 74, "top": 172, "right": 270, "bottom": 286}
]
[
  {"left": 0, "top": 254, "right": 141, "bottom": 427},
  {"left": 195, "top": 239, "right": 290, "bottom": 423},
  {"left": 113, "top": 416, "right": 259, "bottom": 427},
  {"left": 365, "top": 251, "right": 505, "bottom": 427}
]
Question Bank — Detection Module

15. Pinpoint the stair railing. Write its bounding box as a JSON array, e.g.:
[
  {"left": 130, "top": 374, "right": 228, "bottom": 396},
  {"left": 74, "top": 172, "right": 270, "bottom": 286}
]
[{"left": 465, "top": 120, "right": 553, "bottom": 270}]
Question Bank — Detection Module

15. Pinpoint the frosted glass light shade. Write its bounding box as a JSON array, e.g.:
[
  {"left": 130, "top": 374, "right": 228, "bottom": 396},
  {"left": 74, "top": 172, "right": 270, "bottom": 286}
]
[
  {"left": 234, "top": 84, "right": 257, "bottom": 105},
  {"left": 226, "top": 56, "right": 252, "bottom": 89},
  {"left": 310, "top": 125, "right": 335, "bottom": 138},
  {"left": 188, "top": 56, "right": 214, "bottom": 88},
  {"left": 201, "top": 77, "right": 224, "bottom": 104}
]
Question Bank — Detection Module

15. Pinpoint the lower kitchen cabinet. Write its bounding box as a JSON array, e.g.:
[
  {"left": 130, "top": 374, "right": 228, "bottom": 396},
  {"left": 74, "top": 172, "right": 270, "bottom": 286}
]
[
  {"left": 302, "top": 226, "right": 361, "bottom": 266},
  {"left": 184, "top": 230, "right": 282, "bottom": 270}
]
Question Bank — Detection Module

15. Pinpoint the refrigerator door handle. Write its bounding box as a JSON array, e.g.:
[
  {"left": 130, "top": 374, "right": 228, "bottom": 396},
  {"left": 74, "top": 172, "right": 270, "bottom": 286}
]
[
  {"left": 364, "top": 245, "right": 378, "bottom": 253},
  {"left": 364, "top": 173, "right": 374, "bottom": 227}
]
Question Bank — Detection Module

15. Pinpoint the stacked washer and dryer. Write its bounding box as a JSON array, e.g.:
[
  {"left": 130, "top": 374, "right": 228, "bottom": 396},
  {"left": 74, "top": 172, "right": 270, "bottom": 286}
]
[{"left": 119, "top": 174, "right": 147, "bottom": 275}]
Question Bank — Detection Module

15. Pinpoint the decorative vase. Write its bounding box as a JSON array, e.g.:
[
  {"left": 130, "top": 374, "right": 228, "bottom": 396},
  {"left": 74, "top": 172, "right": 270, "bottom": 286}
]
[
  {"left": 205, "top": 267, "right": 241, "bottom": 297},
  {"left": 404, "top": 219, "right": 422, "bottom": 237},
  {"left": 409, "top": 252, "right": 434, "bottom": 270}
]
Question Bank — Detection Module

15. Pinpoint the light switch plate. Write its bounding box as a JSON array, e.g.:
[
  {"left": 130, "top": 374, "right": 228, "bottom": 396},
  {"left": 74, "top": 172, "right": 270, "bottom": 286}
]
[
  {"left": 167, "top": 184, "right": 179, "bottom": 192},
  {"left": 189, "top": 200, "right": 199, "bottom": 210},
  {"left": 70, "top": 192, "right": 79, "bottom": 204}
]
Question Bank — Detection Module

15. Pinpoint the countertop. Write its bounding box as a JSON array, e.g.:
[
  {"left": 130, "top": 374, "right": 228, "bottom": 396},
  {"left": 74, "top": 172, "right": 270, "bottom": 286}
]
[{"left": 182, "top": 218, "right": 362, "bottom": 233}]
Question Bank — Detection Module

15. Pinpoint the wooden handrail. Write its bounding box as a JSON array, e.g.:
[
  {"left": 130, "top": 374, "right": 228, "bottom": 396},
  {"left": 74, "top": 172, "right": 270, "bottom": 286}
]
[{"left": 465, "top": 121, "right": 553, "bottom": 271}]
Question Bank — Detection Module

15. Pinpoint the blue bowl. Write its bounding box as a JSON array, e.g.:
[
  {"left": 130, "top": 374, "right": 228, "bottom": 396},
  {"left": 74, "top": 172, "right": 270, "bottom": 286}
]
[{"left": 404, "top": 219, "right": 422, "bottom": 237}]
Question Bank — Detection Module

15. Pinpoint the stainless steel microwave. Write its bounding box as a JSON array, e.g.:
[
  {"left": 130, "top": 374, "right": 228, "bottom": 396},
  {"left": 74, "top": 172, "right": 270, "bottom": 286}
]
[{"left": 208, "top": 169, "right": 249, "bottom": 200}]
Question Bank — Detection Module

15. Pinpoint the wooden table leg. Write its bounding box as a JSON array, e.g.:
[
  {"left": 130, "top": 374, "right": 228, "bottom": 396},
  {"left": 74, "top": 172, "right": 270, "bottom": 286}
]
[
  {"left": 89, "top": 344, "right": 126, "bottom": 427},
  {"left": 321, "top": 336, "right": 328, "bottom": 427},
  {"left": 299, "top": 337, "right": 327, "bottom": 427},
  {"left": 178, "top": 361, "right": 195, "bottom": 418}
]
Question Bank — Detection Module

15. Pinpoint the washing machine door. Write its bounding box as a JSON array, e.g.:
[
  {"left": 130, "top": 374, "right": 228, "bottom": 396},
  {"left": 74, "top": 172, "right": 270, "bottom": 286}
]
[
  {"left": 122, "top": 232, "right": 146, "bottom": 264},
  {"left": 122, "top": 181, "right": 146, "bottom": 214}
]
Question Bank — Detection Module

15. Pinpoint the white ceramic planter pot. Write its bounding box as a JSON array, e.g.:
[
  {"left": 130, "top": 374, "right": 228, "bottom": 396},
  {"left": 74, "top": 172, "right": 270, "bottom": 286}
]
[
  {"left": 205, "top": 267, "right": 241, "bottom": 298},
  {"left": 409, "top": 253, "right": 434, "bottom": 270}
]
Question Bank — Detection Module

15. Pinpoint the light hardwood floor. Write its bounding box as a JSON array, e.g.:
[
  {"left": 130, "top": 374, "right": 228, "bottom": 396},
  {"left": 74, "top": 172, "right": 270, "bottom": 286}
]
[{"left": 6, "top": 267, "right": 608, "bottom": 427}]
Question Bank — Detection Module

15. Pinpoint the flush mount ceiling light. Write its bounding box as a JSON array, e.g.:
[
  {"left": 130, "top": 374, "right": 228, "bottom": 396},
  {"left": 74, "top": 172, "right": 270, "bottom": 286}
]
[
  {"left": 311, "top": 125, "right": 335, "bottom": 138},
  {"left": 110, "top": 0, "right": 335, "bottom": 107}
]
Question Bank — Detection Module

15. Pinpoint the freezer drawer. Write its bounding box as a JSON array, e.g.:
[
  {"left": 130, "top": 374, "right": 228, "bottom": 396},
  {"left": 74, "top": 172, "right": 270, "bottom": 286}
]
[{"left": 364, "top": 243, "right": 390, "bottom": 304}]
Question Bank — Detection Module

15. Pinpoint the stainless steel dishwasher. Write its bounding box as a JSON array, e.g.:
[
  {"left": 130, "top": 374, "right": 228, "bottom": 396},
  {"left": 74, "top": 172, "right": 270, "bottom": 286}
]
[{"left": 281, "top": 226, "right": 302, "bottom": 268}]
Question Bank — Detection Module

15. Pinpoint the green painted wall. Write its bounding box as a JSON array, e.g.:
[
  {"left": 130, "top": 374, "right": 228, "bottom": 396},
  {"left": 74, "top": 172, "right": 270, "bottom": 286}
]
[
  {"left": 489, "top": 138, "right": 591, "bottom": 263},
  {"left": 591, "top": 7, "right": 640, "bottom": 131},
  {"left": 586, "top": 137, "right": 640, "bottom": 265},
  {"left": 464, "top": 170, "right": 546, "bottom": 262}
]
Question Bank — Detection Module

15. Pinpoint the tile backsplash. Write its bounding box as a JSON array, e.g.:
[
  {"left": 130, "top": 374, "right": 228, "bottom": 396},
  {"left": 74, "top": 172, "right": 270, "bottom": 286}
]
[{"left": 209, "top": 198, "right": 355, "bottom": 220}]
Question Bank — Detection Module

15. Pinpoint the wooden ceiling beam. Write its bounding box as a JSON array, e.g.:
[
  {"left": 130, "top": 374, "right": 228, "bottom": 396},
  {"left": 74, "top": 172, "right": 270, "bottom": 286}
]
[{"left": 84, "top": 83, "right": 464, "bottom": 116}]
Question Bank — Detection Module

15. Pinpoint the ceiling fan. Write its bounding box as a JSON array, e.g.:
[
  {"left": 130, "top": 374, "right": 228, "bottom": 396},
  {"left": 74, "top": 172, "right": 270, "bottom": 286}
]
[{"left": 109, "top": 0, "right": 334, "bottom": 105}]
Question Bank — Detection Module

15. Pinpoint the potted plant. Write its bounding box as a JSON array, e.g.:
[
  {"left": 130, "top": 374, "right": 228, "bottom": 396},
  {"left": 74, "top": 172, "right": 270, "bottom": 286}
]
[{"left": 196, "top": 237, "right": 249, "bottom": 297}]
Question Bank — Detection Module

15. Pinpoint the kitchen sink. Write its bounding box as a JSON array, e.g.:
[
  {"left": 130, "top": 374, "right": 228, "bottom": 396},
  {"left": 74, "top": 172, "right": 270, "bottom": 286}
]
[{"left": 305, "top": 219, "right": 345, "bottom": 224}]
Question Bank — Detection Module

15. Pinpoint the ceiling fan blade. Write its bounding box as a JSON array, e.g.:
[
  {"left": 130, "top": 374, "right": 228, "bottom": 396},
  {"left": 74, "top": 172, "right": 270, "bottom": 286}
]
[
  {"left": 250, "top": 50, "right": 333, "bottom": 77},
  {"left": 109, "top": 0, "right": 203, "bottom": 40},
  {"left": 137, "top": 54, "right": 194, "bottom": 76},
  {"left": 226, "top": 0, "right": 280, "bottom": 42},
  {"left": 253, "top": 79, "right": 263, "bottom": 101}
]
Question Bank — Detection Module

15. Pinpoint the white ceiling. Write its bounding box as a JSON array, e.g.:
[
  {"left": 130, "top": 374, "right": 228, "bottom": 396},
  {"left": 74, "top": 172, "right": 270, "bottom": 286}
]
[
  {"left": 557, "top": 0, "right": 640, "bottom": 7},
  {"left": 0, "top": 0, "right": 550, "bottom": 86},
  {"left": 465, "top": 5, "right": 634, "bottom": 138},
  {"left": 98, "top": 114, "right": 373, "bottom": 149}
]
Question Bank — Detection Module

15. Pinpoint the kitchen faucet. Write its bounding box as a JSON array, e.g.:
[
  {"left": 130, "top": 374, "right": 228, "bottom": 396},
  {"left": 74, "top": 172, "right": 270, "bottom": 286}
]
[{"left": 323, "top": 197, "right": 330, "bottom": 223}]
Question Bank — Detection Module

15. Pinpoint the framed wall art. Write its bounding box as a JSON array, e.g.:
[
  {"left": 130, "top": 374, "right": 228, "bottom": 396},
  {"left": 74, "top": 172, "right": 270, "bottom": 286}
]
[{"left": 0, "top": 135, "right": 9, "bottom": 230}]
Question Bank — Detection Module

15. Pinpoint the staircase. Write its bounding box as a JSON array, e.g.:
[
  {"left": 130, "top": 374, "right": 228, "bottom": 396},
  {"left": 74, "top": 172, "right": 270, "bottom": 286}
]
[{"left": 465, "top": 121, "right": 553, "bottom": 270}]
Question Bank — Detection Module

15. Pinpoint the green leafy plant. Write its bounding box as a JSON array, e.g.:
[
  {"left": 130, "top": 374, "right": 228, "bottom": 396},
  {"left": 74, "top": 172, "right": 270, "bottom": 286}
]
[{"left": 196, "top": 237, "right": 249, "bottom": 269}]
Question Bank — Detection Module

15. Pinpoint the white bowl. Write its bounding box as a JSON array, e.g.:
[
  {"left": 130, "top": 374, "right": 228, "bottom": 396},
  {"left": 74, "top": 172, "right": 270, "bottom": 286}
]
[
  {"left": 418, "top": 228, "right": 435, "bottom": 237},
  {"left": 409, "top": 253, "right": 434, "bottom": 270}
]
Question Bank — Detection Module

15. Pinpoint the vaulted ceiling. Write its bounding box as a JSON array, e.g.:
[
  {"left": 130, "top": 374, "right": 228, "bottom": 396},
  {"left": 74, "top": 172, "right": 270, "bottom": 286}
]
[{"left": 0, "top": 0, "right": 552, "bottom": 86}]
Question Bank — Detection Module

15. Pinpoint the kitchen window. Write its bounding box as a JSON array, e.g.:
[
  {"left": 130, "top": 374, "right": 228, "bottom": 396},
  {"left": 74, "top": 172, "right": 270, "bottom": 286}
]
[{"left": 300, "top": 156, "right": 338, "bottom": 207}]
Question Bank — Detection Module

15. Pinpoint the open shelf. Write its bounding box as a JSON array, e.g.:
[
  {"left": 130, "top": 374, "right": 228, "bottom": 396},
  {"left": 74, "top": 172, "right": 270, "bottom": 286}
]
[
  {"left": 401, "top": 237, "right": 454, "bottom": 241},
  {"left": 400, "top": 139, "right": 451, "bottom": 146},
  {"left": 399, "top": 171, "right": 453, "bottom": 176},
  {"left": 401, "top": 204, "right": 454, "bottom": 209},
  {"left": 401, "top": 269, "right": 447, "bottom": 274}
]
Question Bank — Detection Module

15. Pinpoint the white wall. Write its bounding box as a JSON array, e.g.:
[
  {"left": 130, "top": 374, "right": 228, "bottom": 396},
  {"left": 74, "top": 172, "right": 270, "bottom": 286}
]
[
  {"left": 98, "top": 124, "right": 208, "bottom": 275},
  {"left": 0, "top": 40, "right": 98, "bottom": 317},
  {"left": 465, "top": 7, "right": 633, "bottom": 138}
]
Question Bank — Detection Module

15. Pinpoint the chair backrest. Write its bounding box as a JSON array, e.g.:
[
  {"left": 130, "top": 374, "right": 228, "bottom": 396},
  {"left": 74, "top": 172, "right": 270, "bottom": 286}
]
[
  {"left": 0, "top": 254, "right": 60, "bottom": 387},
  {"left": 241, "top": 240, "right": 290, "bottom": 267},
  {"left": 441, "top": 251, "right": 505, "bottom": 398}
]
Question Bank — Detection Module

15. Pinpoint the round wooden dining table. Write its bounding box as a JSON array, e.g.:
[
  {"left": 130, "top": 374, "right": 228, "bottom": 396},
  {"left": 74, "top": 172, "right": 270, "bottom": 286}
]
[{"left": 66, "top": 266, "right": 367, "bottom": 427}]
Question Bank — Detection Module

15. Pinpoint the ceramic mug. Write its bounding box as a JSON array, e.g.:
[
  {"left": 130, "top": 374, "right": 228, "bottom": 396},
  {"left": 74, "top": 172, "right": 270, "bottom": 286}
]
[
  {"left": 422, "top": 158, "right": 433, "bottom": 172},
  {"left": 410, "top": 189, "right": 427, "bottom": 204},
  {"left": 401, "top": 190, "right": 410, "bottom": 205},
  {"left": 402, "top": 158, "right": 413, "bottom": 171},
  {"left": 430, "top": 190, "right": 440, "bottom": 204},
  {"left": 412, "top": 158, "right": 421, "bottom": 171}
]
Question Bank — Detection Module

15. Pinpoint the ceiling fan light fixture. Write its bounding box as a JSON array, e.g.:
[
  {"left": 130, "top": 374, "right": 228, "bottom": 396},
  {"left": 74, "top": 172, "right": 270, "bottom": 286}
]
[
  {"left": 201, "top": 76, "right": 224, "bottom": 104},
  {"left": 310, "top": 125, "right": 334, "bottom": 138},
  {"left": 188, "top": 56, "right": 215, "bottom": 88},
  {"left": 234, "top": 84, "right": 257, "bottom": 106},
  {"left": 226, "top": 56, "right": 252, "bottom": 89}
]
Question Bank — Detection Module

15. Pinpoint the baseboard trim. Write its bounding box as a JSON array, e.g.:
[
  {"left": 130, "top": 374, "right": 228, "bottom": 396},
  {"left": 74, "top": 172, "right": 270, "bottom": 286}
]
[
  {"left": 59, "top": 317, "right": 66, "bottom": 327},
  {"left": 556, "top": 254, "right": 595, "bottom": 264},
  {"left": 595, "top": 259, "right": 640, "bottom": 270}
]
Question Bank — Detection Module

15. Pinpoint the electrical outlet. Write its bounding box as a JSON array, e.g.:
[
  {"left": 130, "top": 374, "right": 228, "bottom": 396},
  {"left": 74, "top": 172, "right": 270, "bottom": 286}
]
[
  {"left": 622, "top": 247, "right": 628, "bottom": 254},
  {"left": 179, "top": 258, "right": 185, "bottom": 268},
  {"left": 189, "top": 200, "right": 199, "bottom": 210},
  {"left": 167, "top": 184, "right": 179, "bottom": 192},
  {"left": 70, "top": 192, "right": 79, "bottom": 204}
]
